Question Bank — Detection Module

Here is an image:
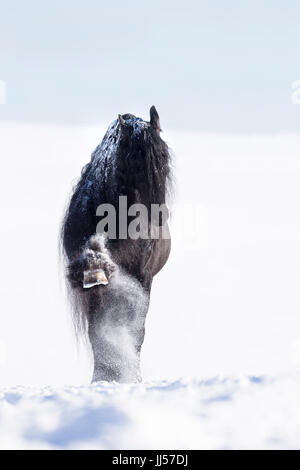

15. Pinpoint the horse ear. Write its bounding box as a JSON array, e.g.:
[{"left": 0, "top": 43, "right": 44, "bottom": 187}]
[
  {"left": 150, "top": 106, "right": 161, "bottom": 132},
  {"left": 118, "top": 114, "right": 126, "bottom": 127},
  {"left": 118, "top": 114, "right": 131, "bottom": 137}
]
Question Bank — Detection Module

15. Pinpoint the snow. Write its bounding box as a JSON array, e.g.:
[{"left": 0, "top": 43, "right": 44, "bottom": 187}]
[
  {"left": 1, "top": 122, "right": 300, "bottom": 448},
  {"left": 0, "top": 374, "right": 299, "bottom": 450}
]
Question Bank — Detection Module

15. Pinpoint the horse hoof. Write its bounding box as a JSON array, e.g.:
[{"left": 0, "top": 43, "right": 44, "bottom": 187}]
[{"left": 83, "top": 269, "right": 108, "bottom": 288}]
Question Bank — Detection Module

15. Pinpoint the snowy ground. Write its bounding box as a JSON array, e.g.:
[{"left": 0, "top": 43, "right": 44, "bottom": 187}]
[
  {"left": 1, "top": 374, "right": 300, "bottom": 450},
  {"left": 1, "top": 122, "right": 300, "bottom": 449}
]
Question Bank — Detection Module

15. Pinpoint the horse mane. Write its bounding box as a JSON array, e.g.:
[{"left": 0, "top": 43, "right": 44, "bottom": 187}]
[
  {"left": 114, "top": 125, "right": 173, "bottom": 211},
  {"left": 60, "top": 110, "right": 174, "bottom": 339}
]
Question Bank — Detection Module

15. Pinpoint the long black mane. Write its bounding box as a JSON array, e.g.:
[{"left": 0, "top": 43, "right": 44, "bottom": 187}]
[{"left": 62, "top": 110, "right": 172, "bottom": 260}]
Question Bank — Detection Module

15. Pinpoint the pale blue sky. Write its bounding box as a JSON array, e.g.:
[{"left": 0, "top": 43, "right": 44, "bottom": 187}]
[{"left": 0, "top": 0, "right": 299, "bottom": 131}]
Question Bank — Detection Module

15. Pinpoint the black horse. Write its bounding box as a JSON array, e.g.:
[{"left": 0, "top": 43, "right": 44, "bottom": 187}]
[{"left": 61, "top": 106, "right": 172, "bottom": 382}]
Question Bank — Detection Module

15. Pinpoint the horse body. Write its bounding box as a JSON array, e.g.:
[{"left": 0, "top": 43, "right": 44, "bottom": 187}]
[{"left": 62, "top": 107, "right": 172, "bottom": 382}]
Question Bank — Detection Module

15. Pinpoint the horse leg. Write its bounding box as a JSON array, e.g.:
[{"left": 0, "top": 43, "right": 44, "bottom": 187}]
[
  {"left": 85, "top": 265, "right": 151, "bottom": 383},
  {"left": 68, "top": 235, "right": 155, "bottom": 383},
  {"left": 88, "top": 283, "right": 149, "bottom": 383}
]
